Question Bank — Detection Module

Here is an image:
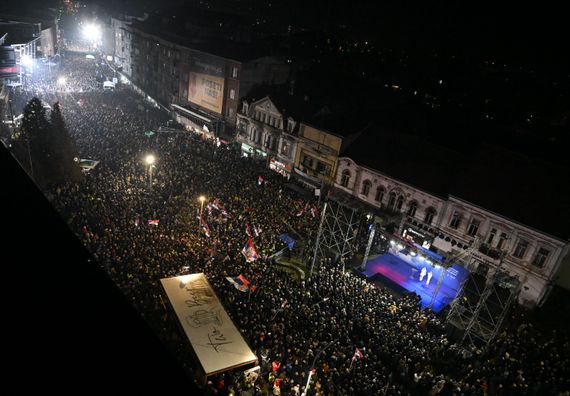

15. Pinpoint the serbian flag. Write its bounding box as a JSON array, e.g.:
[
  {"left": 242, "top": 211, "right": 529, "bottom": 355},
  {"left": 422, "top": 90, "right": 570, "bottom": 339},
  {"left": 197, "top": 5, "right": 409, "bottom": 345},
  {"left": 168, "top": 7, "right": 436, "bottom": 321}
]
[
  {"left": 352, "top": 347, "right": 364, "bottom": 361},
  {"left": 148, "top": 219, "right": 160, "bottom": 226},
  {"left": 242, "top": 238, "right": 259, "bottom": 262},
  {"left": 226, "top": 274, "right": 250, "bottom": 292},
  {"left": 200, "top": 216, "right": 210, "bottom": 237},
  {"left": 246, "top": 224, "right": 253, "bottom": 238},
  {"left": 258, "top": 175, "right": 265, "bottom": 185}
]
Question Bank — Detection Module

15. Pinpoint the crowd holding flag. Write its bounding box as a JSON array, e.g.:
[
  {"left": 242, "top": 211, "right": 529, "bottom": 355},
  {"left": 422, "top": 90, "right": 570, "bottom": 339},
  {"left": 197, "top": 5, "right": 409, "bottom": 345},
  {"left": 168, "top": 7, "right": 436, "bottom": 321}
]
[
  {"left": 246, "top": 223, "right": 253, "bottom": 238},
  {"left": 226, "top": 274, "right": 251, "bottom": 292},
  {"left": 200, "top": 216, "right": 210, "bottom": 237},
  {"left": 352, "top": 347, "right": 364, "bottom": 361},
  {"left": 242, "top": 238, "right": 259, "bottom": 262},
  {"left": 253, "top": 224, "right": 261, "bottom": 237},
  {"left": 258, "top": 175, "right": 265, "bottom": 186},
  {"left": 148, "top": 219, "right": 160, "bottom": 226}
]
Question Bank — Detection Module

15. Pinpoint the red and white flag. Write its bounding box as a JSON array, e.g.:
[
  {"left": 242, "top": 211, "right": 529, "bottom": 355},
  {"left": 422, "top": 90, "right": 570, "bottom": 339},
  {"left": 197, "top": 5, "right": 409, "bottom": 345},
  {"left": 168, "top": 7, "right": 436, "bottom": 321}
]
[
  {"left": 148, "top": 219, "right": 160, "bottom": 226},
  {"left": 200, "top": 216, "right": 210, "bottom": 237},
  {"left": 246, "top": 223, "right": 253, "bottom": 238},
  {"left": 242, "top": 238, "right": 259, "bottom": 262},
  {"left": 352, "top": 347, "right": 364, "bottom": 361},
  {"left": 258, "top": 175, "right": 265, "bottom": 185}
]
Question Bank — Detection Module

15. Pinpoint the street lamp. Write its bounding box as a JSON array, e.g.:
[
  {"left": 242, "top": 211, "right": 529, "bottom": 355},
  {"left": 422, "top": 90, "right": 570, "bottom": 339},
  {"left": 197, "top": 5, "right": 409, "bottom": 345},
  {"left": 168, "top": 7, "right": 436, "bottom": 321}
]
[
  {"left": 145, "top": 154, "right": 155, "bottom": 190},
  {"left": 57, "top": 76, "right": 67, "bottom": 86},
  {"left": 198, "top": 195, "right": 206, "bottom": 220}
]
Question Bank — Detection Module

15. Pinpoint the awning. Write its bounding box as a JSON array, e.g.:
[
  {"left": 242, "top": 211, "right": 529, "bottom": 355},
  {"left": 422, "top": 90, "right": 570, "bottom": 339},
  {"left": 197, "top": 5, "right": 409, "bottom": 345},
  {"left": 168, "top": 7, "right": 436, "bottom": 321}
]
[{"left": 171, "top": 104, "right": 212, "bottom": 123}]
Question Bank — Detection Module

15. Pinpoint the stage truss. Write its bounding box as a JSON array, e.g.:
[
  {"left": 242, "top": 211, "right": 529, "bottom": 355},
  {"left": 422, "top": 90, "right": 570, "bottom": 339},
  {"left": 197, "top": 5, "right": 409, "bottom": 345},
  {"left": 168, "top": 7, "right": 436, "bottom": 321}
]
[
  {"left": 310, "top": 196, "right": 362, "bottom": 276},
  {"left": 446, "top": 264, "right": 521, "bottom": 348},
  {"left": 311, "top": 194, "right": 520, "bottom": 349}
]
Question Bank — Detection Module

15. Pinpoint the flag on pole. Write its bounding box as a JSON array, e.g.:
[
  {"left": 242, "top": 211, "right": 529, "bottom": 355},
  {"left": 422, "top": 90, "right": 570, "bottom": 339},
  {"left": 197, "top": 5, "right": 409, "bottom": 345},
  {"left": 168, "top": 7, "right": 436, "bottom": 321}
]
[
  {"left": 258, "top": 175, "right": 265, "bottom": 185},
  {"left": 310, "top": 206, "right": 319, "bottom": 218},
  {"left": 246, "top": 223, "right": 253, "bottom": 238},
  {"left": 296, "top": 202, "right": 309, "bottom": 217},
  {"left": 352, "top": 347, "right": 364, "bottom": 361},
  {"left": 226, "top": 274, "right": 250, "bottom": 292},
  {"left": 242, "top": 238, "right": 259, "bottom": 262},
  {"left": 200, "top": 216, "right": 210, "bottom": 237},
  {"left": 253, "top": 224, "right": 261, "bottom": 237},
  {"left": 148, "top": 219, "right": 160, "bottom": 226}
]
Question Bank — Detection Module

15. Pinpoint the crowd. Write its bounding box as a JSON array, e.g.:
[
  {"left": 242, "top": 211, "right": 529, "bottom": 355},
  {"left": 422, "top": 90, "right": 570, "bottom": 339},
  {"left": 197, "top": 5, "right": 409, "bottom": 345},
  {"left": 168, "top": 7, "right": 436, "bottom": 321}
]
[{"left": 8, "top": 51, "right": 569, "bottom": 396}]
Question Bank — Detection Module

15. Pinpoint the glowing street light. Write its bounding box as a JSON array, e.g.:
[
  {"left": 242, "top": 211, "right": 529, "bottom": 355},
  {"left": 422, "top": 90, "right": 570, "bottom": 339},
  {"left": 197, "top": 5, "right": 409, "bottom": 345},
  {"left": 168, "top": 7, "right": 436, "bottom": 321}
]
[
  {"left": 20, "top": 54, "right": 33, "bottom": 67},
  {"left": 57, "top": 76, "right": 67, "bottom": 85},
  {"left": 198, "top": 195, "right": 206, "bottom": 221},
  {"left": 145, "top": 155, "right": 155, "bottom": 190},
  {"left": 82, "top": 23, "right": 102, "bottom": 46}
]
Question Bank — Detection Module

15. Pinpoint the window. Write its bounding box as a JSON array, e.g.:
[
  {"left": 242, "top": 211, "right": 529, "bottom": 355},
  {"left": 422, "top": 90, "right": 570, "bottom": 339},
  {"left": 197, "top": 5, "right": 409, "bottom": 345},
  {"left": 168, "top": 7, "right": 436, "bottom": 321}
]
[
  {"left": 287, "top": 120, "right": 295, "bottom": 132},
  {"left": 375, "top": 187, "right": 385, "bottom": 203},
  {"left": 532, "top": 247, "right": 549, "bottom": 268},
  {"left": 302, "top": 155, "right": 314, "bottom": 168},
  {"left": 361, "top": 180, "right": 372, "bottom": 196},
  {"left": 340, "top": 169, "right": 351, "bottom": 187},
  {"left": 230, "top": 89, "right": 235, "bottom": 100},
  {"left": 317, "top": 162, "right": 329, "bottom": 175},
  {"left": 424, "top": 207, "right": 436, "bottom": 225},
  {"left": 449, "top": 212, "right": 462, "bottom": 229},
  {"left": 388, "top": 192, "right": 397, "bottom": 209},
  {"left": 513, "top": 239, "right": 528, "bottom": 259},
  {"left": 281, "top": 141, "right": 289, "bottom": 156},
  {"left": 407, "top": 202, "right": 417, "bottom": 217},
  {"left": 487, "top": 228, "right": 497, "bottom": 245},
  {"left": 232, "top": 67, "right": 238, "bottom": 78},
  {"left": 396, "top": 196, "right": 404, "bottom": 211},
  {"left": 496, "top": 232, "right": 508, "bottom": 249},
  {"left": 467, "top": 218, "right": 480, "bottom": 236}
]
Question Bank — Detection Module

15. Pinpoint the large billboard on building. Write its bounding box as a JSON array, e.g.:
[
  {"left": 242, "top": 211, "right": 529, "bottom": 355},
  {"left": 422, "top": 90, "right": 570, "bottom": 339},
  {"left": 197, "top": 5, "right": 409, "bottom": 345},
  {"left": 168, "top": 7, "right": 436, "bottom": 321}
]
[
  {"left": 188, "top": 72, "right": 224, "bottom": 114},
  {"left": 187, "top": 53, "right": 225, "bottom": 114},
  {"left": 160, "top": 273, "right": 257, "bottom": 377}
]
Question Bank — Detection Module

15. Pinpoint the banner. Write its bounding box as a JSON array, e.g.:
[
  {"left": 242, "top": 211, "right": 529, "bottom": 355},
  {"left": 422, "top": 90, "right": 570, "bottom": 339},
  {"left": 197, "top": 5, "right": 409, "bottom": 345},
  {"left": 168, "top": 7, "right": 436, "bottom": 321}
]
[
  {"left": 242, "top": 238, "right": 259, "bottom": 262},
  {"left": 188, "top": 72, "right": 224, "bottom": 114},
  {"left": 160, "top": 274, "right": 257, "bottom": 376}
]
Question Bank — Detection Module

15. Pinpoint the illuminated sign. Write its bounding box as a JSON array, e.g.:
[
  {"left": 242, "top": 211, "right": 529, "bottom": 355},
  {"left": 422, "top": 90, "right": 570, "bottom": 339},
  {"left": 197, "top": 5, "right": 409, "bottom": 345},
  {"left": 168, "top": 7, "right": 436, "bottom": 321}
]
[{"left": 188, "top": 72, "right": 225, "bottom": 114}]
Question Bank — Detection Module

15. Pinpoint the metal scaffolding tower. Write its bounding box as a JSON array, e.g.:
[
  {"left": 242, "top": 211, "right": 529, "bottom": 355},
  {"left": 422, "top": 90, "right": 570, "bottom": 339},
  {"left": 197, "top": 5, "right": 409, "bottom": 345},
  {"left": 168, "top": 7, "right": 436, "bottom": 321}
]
[
  {"left": 310, "top": 195, "right": 362, "bottom": 276},
  {"left": 446, "top": 260, "right": 521, "bottom": 348}
]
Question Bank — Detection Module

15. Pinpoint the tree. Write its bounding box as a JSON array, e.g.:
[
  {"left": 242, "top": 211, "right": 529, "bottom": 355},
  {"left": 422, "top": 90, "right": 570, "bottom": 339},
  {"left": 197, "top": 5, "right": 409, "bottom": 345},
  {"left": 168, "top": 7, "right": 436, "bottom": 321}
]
[
  {"left": 11, "top": 97, "right": 82, "bottom": 189},
  {"left": 50, "top": 102, "right": 82, "bottom": 183}
]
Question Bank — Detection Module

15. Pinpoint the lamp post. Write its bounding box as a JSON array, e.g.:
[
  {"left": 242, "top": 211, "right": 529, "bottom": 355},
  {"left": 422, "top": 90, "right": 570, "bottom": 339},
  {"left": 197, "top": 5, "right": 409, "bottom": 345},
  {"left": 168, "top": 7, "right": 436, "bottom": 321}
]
[
  {"left": 145, "top": 154, "right": 155, "bottom": 190},
  {"left": 198, "top": 195, "right": 206, "bottom": 221}
]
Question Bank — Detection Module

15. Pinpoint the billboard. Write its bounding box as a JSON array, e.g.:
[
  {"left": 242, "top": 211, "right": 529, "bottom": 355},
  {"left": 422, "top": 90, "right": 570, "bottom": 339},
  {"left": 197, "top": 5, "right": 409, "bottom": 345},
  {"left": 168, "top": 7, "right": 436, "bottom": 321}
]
[
  {"left": 160, "top": 273, "right": 257, "bottom": 377},
  {"left": 188, "top": 72, "right": 225, "bottom": 114}
]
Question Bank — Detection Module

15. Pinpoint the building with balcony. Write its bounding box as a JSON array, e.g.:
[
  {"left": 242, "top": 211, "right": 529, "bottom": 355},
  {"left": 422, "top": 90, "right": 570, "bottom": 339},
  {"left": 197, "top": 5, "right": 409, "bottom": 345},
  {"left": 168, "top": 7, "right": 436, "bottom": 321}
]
[{"left": 334, "top": 126, "right": 570, "bottom": 307}]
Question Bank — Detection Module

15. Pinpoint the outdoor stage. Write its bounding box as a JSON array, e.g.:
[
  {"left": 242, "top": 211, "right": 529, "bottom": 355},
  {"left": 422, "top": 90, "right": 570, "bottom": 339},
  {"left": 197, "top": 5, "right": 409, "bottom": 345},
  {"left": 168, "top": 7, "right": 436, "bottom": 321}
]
[{"left": 359, "top": 247, "right": 469, "bottom": 313}]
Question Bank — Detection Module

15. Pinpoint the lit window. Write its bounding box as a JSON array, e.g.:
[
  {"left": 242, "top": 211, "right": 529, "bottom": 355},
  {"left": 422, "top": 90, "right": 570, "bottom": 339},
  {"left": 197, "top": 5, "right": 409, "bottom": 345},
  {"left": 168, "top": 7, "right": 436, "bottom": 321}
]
[{"left": 230, "top": 89, "right": 235, "bottom": 100}]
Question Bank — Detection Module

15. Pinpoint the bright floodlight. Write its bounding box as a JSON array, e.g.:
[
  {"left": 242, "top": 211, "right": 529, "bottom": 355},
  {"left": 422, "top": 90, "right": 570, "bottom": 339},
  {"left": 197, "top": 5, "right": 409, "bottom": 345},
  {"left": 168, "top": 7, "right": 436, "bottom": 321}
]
[
  {"left": 83, "top": 23, "right": 102, "bottom": 42},
  {"left": 145, "top": 155, "right": 155, "bottom": 165},
  {"left": 21, "top": 54, "right": 33, "bottom": 66},
  {"left": 199, "top": 195, "right": 206, "bottom": 203},
  {"left": 57, "top": 76, "right": 67, "bottom": 85}
]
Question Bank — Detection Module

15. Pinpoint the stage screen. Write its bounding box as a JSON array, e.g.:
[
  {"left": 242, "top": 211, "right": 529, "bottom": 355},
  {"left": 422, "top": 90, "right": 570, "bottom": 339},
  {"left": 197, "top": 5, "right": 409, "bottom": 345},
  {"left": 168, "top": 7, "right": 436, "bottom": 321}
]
[
  {"left": 188, "top": 72, "right": 224, "bottom": 114},
  {"left": 160, "top": 273, "right": 257, "bottom": 376}
]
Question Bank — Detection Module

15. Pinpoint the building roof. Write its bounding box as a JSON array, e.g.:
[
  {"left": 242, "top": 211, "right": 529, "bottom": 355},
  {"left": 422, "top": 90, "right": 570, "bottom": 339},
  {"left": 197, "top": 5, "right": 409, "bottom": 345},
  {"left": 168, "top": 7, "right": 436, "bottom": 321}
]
[
  {"left": 130, "top": 20, "right": 269, "bottom": 62},
  {"left": 244, "top": 83, "right": 324, "bottom": 125},
  {"left": 344, "top": 125, "right": 570, "bottom": 240}
]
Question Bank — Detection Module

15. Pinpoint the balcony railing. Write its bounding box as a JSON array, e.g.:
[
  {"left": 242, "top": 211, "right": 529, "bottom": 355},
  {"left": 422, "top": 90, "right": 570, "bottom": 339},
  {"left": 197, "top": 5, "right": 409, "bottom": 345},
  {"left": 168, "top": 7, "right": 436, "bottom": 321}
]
[{"left": 478, "top": 243, "right": 503, "bottom": 260}]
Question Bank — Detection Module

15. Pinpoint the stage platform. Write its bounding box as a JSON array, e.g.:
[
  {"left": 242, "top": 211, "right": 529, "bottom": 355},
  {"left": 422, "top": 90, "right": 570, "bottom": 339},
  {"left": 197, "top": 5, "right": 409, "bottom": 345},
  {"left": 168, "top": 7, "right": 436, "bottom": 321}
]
[{"left": 358, "top": 249, "right": 469, "bottom": 313}]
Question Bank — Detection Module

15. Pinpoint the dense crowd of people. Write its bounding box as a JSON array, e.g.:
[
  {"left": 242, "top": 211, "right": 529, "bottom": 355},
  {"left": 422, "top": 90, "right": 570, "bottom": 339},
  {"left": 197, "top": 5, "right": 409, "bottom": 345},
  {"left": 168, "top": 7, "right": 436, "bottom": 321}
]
[{"left": 8, "top": 51, "right": 569, "bottom": 396}]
